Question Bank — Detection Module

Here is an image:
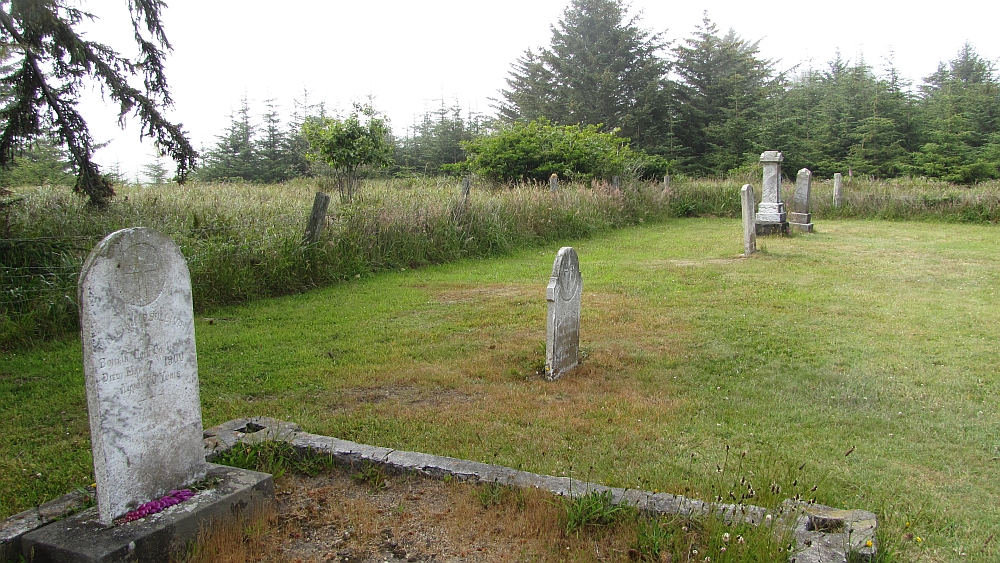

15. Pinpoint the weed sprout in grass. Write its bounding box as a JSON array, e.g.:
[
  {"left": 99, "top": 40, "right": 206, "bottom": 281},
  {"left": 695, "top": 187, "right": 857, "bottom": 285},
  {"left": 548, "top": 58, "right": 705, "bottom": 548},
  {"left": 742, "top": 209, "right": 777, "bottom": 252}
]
[
  {"left": 476, "top": 479, "right": 524, "bottom": 509},
  {"left": 213, "top": 440, "right": 334, "bottom": 479},
  {"left": 351, "top": 462, "right": 388, "bottom": 492},
  {"left": 561, "top": 489, "right": 633, "bottom": 535}
]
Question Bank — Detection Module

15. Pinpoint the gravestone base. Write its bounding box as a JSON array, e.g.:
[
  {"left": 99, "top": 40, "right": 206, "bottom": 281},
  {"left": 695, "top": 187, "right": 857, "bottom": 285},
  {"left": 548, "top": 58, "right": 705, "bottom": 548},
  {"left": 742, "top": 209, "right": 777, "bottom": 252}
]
[
  {"left": 21, "top": 464, "right": 273, "bottom": 563},
  {"left": 755, "top": 221, "right": 789, "bottom": 236},
  {"left": 789, "top": 212, "right": 813, "bottom": 233}
]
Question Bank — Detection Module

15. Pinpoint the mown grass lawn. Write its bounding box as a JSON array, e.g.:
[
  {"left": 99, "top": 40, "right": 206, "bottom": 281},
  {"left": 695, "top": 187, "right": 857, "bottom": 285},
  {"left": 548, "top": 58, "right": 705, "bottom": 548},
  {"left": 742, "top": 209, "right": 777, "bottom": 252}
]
[{"left": 3, "top": 218, "right": 999, "bottom": 562}]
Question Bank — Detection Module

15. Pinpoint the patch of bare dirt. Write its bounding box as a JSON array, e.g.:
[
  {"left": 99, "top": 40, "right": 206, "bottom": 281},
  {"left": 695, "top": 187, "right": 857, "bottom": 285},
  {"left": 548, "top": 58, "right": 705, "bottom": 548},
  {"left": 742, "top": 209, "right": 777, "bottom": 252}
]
[{"left": 231, "top": 467, "right": 636, "bottom": 563}]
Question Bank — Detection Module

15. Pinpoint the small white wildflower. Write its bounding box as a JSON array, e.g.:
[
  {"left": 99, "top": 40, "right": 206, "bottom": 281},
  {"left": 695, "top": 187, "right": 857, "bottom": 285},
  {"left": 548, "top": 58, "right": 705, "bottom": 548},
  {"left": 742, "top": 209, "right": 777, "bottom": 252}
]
[{"left": 722, "top": 532, "right": 730, "bottom": 543}]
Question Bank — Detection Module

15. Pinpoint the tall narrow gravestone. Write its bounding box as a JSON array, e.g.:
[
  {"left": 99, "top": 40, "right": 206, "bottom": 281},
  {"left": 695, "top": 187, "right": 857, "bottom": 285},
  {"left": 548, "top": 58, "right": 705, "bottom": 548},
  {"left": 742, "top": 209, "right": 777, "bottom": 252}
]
[
  {"left": 545, "top": 247, "right": 582, "bottom": 380},
  {"left": 790, "top": 168, "right": 814, "bottom": 233},
  {"left": 755, "top": 151, "right": 789, "bottom": 235},
  {"left": 741, "top": 184, "right": 757, "bottom": 255},
  {"left": 833, "top": 172, "right": 843, "bottom": 207},
  {"left": 79, "top": 228, "right": 207, "bottom": 525}
]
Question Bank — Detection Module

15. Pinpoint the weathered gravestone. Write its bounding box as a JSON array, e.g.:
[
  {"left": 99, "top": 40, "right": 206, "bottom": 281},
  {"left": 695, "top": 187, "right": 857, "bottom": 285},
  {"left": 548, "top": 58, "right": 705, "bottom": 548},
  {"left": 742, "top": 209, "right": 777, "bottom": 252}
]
[
  {"left": 790, "top": 168, "right": 814, "bottom": 233},
  {"left": 545, "top": 247, "right": 582, "bottom": 380},
  {"left": 833, "top": 172, "right": 843, "bottom": 208},
  {"left": 21, "top": 228, "right": 273, "bottom": 562},
  {"left": 79, "top": 228, "right": 207, "bottom": 525},
  {"left": 755, "top": 151, "right": 789, "bottom": 235},
  {"left": 741, "top": 184, "right": 757, "bottom": 255},
  {"left": 550, "top": 173, "right": 559, "bottom": 192}
]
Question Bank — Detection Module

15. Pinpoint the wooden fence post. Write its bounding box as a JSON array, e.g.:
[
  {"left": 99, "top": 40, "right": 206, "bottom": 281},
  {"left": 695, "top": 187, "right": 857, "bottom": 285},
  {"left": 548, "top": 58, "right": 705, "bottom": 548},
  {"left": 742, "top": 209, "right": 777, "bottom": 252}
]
[{"left": 304, "top": 192, "right": 331, "bottom": 244}]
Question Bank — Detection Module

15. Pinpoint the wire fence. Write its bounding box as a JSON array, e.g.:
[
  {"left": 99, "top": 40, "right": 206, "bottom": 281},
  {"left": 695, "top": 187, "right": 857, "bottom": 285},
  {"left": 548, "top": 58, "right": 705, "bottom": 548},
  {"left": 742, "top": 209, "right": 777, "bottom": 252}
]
[{"left": 1, "top": 222, "right": 294, "bottom": 347}]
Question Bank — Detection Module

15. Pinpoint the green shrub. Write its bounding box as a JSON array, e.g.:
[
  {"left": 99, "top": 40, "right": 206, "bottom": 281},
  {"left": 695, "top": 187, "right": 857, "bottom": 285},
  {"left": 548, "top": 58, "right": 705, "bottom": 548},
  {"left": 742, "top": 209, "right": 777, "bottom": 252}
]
[{"left": 458, "top": 118, "right": 636, "bottom": 183}]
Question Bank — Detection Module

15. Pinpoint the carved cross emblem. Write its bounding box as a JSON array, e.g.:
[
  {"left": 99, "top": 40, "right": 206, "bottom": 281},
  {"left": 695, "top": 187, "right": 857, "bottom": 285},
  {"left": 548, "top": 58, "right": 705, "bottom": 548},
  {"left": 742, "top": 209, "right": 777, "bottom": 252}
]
[{"left": 116, "top": 243, "right": 166, "bottom": 306}]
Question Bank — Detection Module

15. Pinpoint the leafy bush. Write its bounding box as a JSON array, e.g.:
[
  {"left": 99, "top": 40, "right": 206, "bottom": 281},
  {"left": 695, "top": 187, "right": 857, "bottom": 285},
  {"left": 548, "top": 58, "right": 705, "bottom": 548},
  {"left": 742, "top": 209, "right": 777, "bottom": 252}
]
[
  {"left": 629, "top": 153, "right": 675, "bottom": 181},
  {"left": 456, "top": 118, "right": 637, "bottom": 183},
  {"left": 302, "top": 104, "right": 394, "bottom": 201}
]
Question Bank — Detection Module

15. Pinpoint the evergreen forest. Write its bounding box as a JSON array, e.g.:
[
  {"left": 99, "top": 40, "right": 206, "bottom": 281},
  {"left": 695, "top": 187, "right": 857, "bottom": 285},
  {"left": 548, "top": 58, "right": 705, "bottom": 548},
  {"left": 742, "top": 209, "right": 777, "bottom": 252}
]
[{"left": 3, "top": 0, "right": 999, "bottom": 189}]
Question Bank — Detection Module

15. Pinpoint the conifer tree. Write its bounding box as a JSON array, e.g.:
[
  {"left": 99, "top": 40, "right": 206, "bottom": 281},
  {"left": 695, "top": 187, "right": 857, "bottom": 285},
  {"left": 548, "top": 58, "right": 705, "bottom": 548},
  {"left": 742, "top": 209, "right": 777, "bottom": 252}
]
[
  {"left": 915, "top": 43, "right": 1000, "bottom": 182},
  {"left": 0, "top": 0, "right": 195, "bottom": 206},
  {"left": 197, "top": 97, "right": 256, "bottom": 182},
  {"left": 254, "top": 98, "right": 287, "bottom": 183},
  {"left": 671, "top": 14, "right": 778, "bottom": 174},
  {"left": 497, "top": 0, "right": 670, "bottom": 152}
]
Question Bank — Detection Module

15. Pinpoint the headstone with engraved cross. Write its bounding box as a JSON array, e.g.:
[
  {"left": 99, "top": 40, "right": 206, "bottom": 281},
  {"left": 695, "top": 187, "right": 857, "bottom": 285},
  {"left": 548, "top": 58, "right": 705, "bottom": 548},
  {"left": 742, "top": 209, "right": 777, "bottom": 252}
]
[
  {"left": 545, "top": 247, "right": 582, "bottom": 380},
  {"left": 78, "top": 227, "right": 207, "bottom": 526}
]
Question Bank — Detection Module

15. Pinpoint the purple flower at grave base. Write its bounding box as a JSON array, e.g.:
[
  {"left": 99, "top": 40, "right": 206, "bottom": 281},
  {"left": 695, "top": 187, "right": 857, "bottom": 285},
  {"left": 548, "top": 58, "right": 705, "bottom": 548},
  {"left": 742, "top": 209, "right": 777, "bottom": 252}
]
[{"left": 115, "top": 489, "right": 195, "bottom": 524}]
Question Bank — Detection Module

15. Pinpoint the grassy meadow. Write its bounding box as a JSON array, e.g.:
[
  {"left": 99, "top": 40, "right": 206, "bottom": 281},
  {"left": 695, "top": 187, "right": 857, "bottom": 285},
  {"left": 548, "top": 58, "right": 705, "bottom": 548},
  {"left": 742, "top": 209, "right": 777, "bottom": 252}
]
[
  {"left": 3, "top": 199, "right": 1000, "bottom": 561},
  {"left": 5, "top": 174, "right": 1000, "bottom": 350},
  {"left": 2, "top": 177, "right": 672, "bottom": 349}
]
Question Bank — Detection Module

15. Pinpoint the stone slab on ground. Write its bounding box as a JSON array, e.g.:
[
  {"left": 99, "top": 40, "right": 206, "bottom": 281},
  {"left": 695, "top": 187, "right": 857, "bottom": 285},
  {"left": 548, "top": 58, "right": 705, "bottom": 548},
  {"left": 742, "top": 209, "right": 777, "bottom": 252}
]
[
  {"left": 0, "top": 487, "right": 95, "bottom": 562},
  {"left": 787, "top": 502, "right": 877, "bottom": 563},
  {"left": 19, "top": 464, "right": 273, "bottom": 563},
  {"left": 790, "top": 220, "right": 814, "bottom": 233},
  {"left": 202, "top": 417, "right": 877, "bottom": 563},
  {"left": 756, "top": 222, "right": 789, "bottom": 236}
]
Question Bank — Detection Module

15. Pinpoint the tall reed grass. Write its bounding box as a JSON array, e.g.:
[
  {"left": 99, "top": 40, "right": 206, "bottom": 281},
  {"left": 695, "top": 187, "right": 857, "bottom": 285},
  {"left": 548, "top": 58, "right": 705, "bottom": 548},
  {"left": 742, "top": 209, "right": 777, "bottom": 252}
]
[
  {"left": 1, "top": 177, "right": 671, "bottom": 349},
  {"left": 674, "top": 172, "right": 1000, "bottom": 223},
  {"left": 5, "top": 174, "right": 999, "bottom": 350}
]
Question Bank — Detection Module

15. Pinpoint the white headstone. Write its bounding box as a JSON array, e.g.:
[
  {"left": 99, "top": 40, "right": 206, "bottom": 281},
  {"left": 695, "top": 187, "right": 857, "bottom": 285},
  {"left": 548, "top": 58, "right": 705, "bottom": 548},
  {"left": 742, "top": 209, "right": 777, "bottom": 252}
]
[
  {"left": 833, "top": 173, "right": 843, "bottom": 208},
  {"left": 545, "top": 247, "right": 582, "bottom": 380},
  {"left": 78, "top": 228, "right": 207, "bottom": 526},
  {"left": 741, "top": 184, "right": 757, "bottom": 255},
  {"left": 756, "top": 151, "right": 786, "bottom": 223},
  {"left": 790, "top": 168, "right": 814, "bottom": 232}
]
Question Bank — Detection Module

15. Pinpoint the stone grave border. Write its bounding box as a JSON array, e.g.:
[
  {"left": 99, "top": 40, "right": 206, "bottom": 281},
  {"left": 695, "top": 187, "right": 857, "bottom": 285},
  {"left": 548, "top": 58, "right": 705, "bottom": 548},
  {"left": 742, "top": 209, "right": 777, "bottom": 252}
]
[
  {"left": 2, "top": 464, "right": 272, "bottom": 562},
  {"left": 3, "top": 417, "right": 878, "bottom": 563}
]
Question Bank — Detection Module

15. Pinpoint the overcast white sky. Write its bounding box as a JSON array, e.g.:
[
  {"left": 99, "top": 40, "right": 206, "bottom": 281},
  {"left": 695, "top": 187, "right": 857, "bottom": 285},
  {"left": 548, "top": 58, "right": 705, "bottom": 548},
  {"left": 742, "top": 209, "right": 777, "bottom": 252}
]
[{"left": 74, "top": 0, "right": 1000, "bottom": 180}]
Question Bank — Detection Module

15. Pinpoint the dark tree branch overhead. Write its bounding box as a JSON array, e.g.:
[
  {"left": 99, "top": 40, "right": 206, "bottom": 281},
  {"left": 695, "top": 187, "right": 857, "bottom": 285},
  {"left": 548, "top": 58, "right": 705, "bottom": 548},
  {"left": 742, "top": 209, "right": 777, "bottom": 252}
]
[{"left": 0, "top": 0, "right": 195, "bottom": 206}]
